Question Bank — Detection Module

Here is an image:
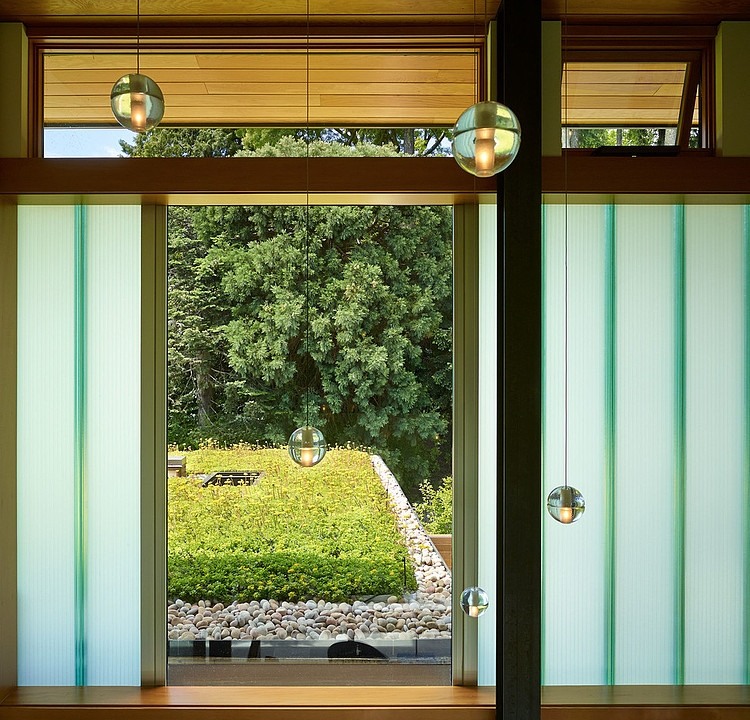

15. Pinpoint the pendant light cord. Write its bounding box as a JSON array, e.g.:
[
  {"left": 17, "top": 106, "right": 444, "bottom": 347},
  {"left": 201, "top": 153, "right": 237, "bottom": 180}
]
[
  {"left": 136, "top": 0, "right": 140, "bottom": 75},
  {"left": 305, "top": 0, "right": 311, "bottom": 428},
  {"left": 563, "top": 0, "right": 569, "bottom": 490},
  {"left": 474, "top": 0, "right": 478, "bottom": 107}
]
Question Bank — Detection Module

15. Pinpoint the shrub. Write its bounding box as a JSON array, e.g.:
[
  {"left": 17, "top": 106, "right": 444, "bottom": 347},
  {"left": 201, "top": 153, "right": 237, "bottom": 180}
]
[
  {"left": 168, "top": 447, "right": 416, "bottom": 603},
  {"left": 414, "top": 476, "right": 452, "bottom": 534}
]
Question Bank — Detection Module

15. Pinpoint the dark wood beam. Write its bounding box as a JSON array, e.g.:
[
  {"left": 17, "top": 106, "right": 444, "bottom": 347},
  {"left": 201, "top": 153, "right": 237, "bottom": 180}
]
[
  {"left": 542, "top": 154, "right": 750, "bottom": 193},
  {"left": 542, "top": 0, "right": 750, "bottom": 23},
  {"left": 0, "top": 157, "right": 494, "bottom": 202}
]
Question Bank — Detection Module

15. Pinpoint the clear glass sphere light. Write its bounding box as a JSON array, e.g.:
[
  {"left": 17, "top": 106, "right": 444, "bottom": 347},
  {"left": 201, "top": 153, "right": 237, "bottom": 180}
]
[
  {"left": 452, "top": 100, "right": 521, "bottom": 177},
  {"left": 288, "top": 425, "right": 326, "bottom": 467},
  {"left": 460, "top": 586, "right": 490, "bottom": 618},
  {"left": 110, "top": 73, "right": 165, "bottom": 133},
  {"left": 546, "top": 485, "right": 585, "bottom": 524},
  {"left": 451, "top": 101, "right": 521, "bottom": 177}
]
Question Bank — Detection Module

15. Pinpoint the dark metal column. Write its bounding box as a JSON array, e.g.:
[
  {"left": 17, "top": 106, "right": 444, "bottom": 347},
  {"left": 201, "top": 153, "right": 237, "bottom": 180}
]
[{"left": 498, "top": 0, "right": 542, "bottom": 717}]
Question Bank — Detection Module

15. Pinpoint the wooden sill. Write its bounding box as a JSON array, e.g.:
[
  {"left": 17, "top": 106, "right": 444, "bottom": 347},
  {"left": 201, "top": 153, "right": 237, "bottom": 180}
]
[
  {"left": 541, "top": 685, "right": 750, "bottom": 719},
  {"left": 3, "top": 685, "right": 749, "bottom": 719},
  {"left": 0, "top": 685, "right": 496, "bottom": 720}
]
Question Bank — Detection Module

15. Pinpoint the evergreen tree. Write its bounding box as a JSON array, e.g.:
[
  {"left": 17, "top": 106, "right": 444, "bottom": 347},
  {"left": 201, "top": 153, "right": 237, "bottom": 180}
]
[{"left": 124, "top": 128, "right": 453, "bottom": 496}]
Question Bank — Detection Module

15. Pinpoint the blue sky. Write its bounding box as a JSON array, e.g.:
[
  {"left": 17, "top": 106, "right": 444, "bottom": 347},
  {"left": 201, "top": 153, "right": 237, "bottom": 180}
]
[{"left": 44, "top": 128, "right": 137, "bottom": 158}]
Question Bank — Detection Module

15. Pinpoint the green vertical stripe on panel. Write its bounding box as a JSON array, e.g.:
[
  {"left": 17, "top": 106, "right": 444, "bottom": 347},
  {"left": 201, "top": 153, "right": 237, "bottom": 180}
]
[
  {"left": 744, "top": 204, "right": 750, "bottom": 685},
  {"left": 540, "top": 203, "right": 548, "bottom": 686},
  {"left": 673, "top": 204, "right": 686, "bottom": 686},
  {"left": 74, "top": 204, "right": 87, "bottom": 687},
  {"left": 604, "top": 203, "right": 616, "bottom": 686}
]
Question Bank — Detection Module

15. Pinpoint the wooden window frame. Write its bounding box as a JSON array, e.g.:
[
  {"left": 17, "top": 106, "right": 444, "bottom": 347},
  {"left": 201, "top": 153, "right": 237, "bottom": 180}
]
[
  {"left": 27, "top": 31, "right": 487, "bottom": 160},
  {"left": 561, "top": 25, "right": 716, "bottom": 152}
]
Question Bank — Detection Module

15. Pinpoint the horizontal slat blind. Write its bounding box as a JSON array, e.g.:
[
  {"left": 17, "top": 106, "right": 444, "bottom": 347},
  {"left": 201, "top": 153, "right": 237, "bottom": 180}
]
[{"left": 44, "top": 51, "right": 477, "bottom": 127}]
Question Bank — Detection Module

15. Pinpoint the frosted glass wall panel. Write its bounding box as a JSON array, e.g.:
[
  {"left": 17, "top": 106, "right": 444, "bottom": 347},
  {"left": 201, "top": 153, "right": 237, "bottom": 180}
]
[
  {"left": 684, "top": 205, "right": 744, "bottom": 683},
  {"left": 543, "top": 204, "right": 607, "bottom": 685},
  {"left": 17, "top": 206, "right": 77, "bottom": 685},
  {"left": 17, "top": 204, "right": 141, "bottom": 686},
  {"left": 613, "top": 204, "right": 676, "bottom": 684},
  {"left": 85, "top": 206, "right": 141, "bottom": 685},
  {"left": 477, "top": 203, "right": 497, "bottom": 686},
  {"left": 543, "top": 198, "right": 750, "bottom": 686}
]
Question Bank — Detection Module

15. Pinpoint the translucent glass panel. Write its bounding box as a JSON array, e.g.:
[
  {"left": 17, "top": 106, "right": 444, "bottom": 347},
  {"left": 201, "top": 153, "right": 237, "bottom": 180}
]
[
  {"left": 477, "top": 203, "right": 497, "bottom": 686},
  {"left": 542, "top": 199, "right": 749, "bottom": 685},
  {"left": 17, "top": 206, "right": 76, "bottom": 685},
  {"left": 17, "top": 204, "right": 141, "bottom": 686},
  {"left": 542, "top": 203, "right": 607, "bottom": 685},
  {"left": 614, "top": 205, "right": 676, "bottom": 684},
  {"left": 684, "top": 205, "right": 745, "bottom": 683}
]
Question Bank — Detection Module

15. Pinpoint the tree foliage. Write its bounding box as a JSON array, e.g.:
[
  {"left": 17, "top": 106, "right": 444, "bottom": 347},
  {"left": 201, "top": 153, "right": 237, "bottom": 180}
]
[
  {"left": 414, "top": 476, "right": 453, "bottom": 535},
  {"left": 566, "top": 126, "right": 700, "bottom": 149},
  {"left": 125, "top": 127, "right": 453, "bottom": 496}
]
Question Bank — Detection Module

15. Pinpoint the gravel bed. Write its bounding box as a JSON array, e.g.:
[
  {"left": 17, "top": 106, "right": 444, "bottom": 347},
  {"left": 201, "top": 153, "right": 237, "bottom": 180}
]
[{"left": 167, "top": 455, "right": 452, "bottom": 642}]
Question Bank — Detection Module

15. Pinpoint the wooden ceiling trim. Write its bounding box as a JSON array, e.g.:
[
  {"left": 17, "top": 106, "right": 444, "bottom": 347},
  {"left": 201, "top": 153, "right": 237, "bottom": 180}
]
[
  {"left": 0, "top": 0, "right": 501, "bottom": 27},
  {"left": 542, "top": 0, "right": 750, "bottom": 23}
]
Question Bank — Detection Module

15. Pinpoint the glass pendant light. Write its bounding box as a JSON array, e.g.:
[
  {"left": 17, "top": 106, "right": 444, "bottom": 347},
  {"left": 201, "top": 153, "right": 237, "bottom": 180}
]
[
  {"left": 547, "top": 484, "right": 585, "bottom": 524},
  {"left": 452, "top": 101, "right": 521, "bottom": 177},
  {"left": 460, "top": 586, "right": 490, "bottom": 618},
  {"left": 451, "top": 0, "right": 520, "bottom": 177},
  {"left": 110, "top": 0, "right": 164, "bottom": 132},
  {"left": 288, "top": 0, "right": 326, "bottom": 468},
  {"left": 288, "top": 426, "right": 326, "bottom": 468},
  {"left": 546, "top": 0, "right": 584, "bottom": 525}
]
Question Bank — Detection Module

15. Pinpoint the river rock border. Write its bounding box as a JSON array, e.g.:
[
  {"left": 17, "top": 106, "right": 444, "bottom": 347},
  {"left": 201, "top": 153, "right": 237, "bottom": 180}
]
[
  {"left": 370, "top": 455, "right": 452, "bottom": 604},
  {"left": 167, "top": 456, "right": 452, "bottom": 642}
]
